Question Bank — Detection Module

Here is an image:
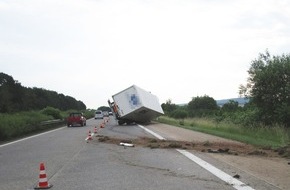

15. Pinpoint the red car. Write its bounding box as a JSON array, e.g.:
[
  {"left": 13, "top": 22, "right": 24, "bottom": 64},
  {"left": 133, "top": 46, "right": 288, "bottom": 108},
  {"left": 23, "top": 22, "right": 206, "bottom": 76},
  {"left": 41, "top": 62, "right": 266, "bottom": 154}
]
[{"left": 67, "top": 112, "right": 86, "bottom": 127}]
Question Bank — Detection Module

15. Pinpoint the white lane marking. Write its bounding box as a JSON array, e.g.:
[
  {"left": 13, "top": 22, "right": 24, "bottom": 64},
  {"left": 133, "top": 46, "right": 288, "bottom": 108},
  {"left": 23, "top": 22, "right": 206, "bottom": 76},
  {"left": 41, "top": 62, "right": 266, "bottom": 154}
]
[
  {"left": 0, "top": 127, "right": 65, "bottom": 148},
  {"left": 177, "top": 149, "right": 255, "bottom": 190},
  {"left": 137, "top": 124, "right": 165, "bottom": 140},
  {"left": 137, "top": 124, "right": 255, "bottom": 190}
]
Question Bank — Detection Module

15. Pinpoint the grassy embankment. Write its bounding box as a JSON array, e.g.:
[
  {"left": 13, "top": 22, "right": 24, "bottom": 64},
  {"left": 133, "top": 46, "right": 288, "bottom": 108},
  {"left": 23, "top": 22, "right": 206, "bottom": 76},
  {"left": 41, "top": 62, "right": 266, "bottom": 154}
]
[
  {"left": 0, "top": 109, "right": 95, "bottom": 143},
  {"left": 158, "top": 116, "right": 290, "bottom": 148}
]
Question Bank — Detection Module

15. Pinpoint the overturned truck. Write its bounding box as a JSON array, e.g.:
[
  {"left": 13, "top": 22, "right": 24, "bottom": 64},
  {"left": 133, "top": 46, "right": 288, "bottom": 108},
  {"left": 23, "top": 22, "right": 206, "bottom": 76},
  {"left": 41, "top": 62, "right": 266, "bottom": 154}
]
[{"left": 108, "top": 85, "right": 164, "bottom": 125}]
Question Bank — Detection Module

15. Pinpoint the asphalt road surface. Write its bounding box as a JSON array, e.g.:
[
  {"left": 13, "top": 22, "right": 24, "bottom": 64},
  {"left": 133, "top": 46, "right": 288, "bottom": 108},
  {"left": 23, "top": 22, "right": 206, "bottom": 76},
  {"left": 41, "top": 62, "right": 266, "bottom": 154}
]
[{"left": 0, "top": 117, "right": 280, "bottom": 190}]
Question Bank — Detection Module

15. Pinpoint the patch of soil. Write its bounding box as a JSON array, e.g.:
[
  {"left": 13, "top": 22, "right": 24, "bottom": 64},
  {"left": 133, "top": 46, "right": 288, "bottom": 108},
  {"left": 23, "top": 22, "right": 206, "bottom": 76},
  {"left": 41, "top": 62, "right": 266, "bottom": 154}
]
[
  {"left": 274, "top": 145, "right": 290, "bottom": 158},
  {"left": 91, "top": 135, "right": 286, "bottom": 158}
]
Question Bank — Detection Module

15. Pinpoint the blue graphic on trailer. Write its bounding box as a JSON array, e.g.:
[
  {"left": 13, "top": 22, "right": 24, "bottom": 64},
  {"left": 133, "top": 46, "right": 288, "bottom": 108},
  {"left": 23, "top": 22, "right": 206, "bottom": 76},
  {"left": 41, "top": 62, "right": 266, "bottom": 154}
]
[{"left": 129, "top": 94, "right": 140, "bottom": 108}]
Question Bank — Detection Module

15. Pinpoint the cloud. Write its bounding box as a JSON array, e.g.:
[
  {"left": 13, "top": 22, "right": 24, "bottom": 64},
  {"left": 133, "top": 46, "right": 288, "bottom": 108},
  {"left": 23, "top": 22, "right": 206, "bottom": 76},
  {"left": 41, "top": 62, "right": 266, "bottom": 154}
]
[{"left": 1, "top": 0, "right": 289, "bottom": 108}]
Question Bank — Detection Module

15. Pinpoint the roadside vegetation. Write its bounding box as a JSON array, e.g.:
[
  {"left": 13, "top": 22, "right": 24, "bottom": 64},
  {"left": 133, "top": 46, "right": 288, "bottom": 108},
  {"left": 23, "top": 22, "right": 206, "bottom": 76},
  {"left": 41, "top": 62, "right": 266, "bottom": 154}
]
[
  {"left": 0, "top": 108, "right": 95, "bottom": 143},
  {"left": 0, "top": 72, "right": 86, "bottom": 113},
  {"left": 0, "top": 73, "right": 97, "bottom": 142},
  {"left": 158, "top": 116, "right": 289, "bottom": 148},
  {"left": 160, "top": 51, "right": 290, "bottom": 149}
]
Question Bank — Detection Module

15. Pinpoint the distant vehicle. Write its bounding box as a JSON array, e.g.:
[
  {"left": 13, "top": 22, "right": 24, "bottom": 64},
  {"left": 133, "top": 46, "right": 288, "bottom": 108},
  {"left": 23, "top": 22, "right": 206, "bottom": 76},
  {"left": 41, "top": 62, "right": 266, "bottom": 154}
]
[
  {"left": 95, "top": 110, "right": 103, "bottom": 119},
  {"left": 109, "top": 111, "right": 113, "bottom": 116},
  {"left": 108, "top": 85, "right": 164, "bottom": 125},
  {"left": 103, "top": 111, "right": 109, "bottom": 117},
  {"left": 67, "top": 112, "right": 86, "bottom": 127}
]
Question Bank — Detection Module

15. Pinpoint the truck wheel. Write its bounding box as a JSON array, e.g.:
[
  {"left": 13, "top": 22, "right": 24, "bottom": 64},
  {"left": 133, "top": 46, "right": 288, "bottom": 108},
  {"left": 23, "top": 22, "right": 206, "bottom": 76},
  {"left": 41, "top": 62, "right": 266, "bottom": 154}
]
[
  {"left": 126, "top": 121, "right": 133, "bottom": 125},
  {"left": 118, "top": 120, "right": 125, "bottom": 125}
]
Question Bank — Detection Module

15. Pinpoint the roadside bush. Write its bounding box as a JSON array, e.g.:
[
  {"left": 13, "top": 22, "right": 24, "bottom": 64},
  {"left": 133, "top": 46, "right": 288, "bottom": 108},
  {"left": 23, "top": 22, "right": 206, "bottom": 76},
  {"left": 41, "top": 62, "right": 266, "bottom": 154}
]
[
  {"left": 218, "top": 106, "right": 260, "bottom": 127},
  {"left": 63, "top": 109, "right": 95, "bottom": 119},
  {"left": 0, "top": 109, "right": 94, "bottom": 142},
  {"left": 82, "top": 109, "right": 95, "bottom": 119},
  {"left": 171, "top": 109, "right": 188, "bottom": 119},
  {"left": 0, "top": 111, "right": 52, "bottom": 140},
  {"left": 41, "top": 106, "right": 62, "bottom": 119}
]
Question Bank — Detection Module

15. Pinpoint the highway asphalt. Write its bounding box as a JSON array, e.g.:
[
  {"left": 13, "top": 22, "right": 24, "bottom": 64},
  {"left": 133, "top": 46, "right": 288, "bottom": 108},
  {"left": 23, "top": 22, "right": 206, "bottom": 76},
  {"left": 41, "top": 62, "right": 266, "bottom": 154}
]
[{"left": 0, "top": 117, "right": 280, "bottom": 190}]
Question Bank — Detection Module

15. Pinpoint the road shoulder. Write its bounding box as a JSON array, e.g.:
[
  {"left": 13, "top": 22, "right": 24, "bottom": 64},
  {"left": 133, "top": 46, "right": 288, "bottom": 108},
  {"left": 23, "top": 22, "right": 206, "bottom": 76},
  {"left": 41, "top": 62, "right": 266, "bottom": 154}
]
[{"left": 145, "top": 122, "right": 290, "bottom": 190}]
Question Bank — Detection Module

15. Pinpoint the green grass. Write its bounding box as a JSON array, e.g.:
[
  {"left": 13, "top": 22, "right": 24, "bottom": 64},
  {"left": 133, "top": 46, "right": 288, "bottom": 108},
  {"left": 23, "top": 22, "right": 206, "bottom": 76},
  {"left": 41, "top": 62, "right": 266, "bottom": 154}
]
[
  {"left": 0, "top": 111, "right": 53, "bottom": 141},
  {"left": 157, "top": 116, "right": 290, "bottom": 148}
]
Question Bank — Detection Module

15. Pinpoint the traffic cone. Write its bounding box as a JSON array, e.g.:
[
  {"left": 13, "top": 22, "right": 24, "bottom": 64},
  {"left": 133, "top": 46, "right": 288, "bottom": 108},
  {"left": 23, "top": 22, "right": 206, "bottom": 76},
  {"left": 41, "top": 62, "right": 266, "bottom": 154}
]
[
  {"left": 35, "top": 162, "right": 52, "bottom": 189},
  {"left": 87, "top": 130, "right": 92, "bottom": 140},
  {"left": 94, "top": 126, "right": 98, "bottom": 133}
]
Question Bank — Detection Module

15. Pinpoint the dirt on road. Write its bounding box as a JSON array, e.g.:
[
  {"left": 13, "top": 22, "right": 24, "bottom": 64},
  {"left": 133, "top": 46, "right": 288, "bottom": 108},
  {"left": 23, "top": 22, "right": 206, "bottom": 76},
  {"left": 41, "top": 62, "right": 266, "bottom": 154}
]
[{"left": 92, "top": 122, "right": 290, "bottom": 190}]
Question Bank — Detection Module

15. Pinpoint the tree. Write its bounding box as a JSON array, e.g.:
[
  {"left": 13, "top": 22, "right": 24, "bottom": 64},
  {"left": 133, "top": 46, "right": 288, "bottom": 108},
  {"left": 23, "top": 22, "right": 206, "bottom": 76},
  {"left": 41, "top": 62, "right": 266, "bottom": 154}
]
[
  {"left": 97, "top": 106, "right": 111, "bottom": 112},
  {"left": 239, "top": 51, "right": 290, "bottom": 126},
  {"left": 221, "top": 100, "right": 239, "bottom": 112},
  {"left": 0, "top": 72, "right": 87, "bottom": 113},
  {"left": 161, "top": 99, "right": 178, "bottom": 115},
  {"left": 188, "top": 95, "right": 218, "bottom": 117},
  {"left": 171, "top": 108, "right": 188, "bottom": 119},
  {"left": 0, "top": 73, "right": 24, "bottom": 112}
]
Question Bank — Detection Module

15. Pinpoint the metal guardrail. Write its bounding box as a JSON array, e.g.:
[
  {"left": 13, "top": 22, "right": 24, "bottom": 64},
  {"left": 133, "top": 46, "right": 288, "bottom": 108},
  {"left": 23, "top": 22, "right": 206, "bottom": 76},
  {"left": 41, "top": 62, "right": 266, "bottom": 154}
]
[{"left": 40, "top": 119, "right": 65, "bottom": 126}]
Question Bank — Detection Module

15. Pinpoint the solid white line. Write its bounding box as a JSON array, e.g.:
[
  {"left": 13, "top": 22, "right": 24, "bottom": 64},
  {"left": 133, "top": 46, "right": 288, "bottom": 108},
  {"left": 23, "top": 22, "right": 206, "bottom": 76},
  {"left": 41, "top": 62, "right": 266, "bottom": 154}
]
[
  {"left": 137, "top": 124, "right": 255, "bottom": 190},
  {"left": 137, "top": 124, "right": 166, "bottom": 140},
  {"left": 177, "top": 149, "right": 255, "bottom": 190},
  {"left": 0, "top": 127, "right": 65, "bottom": 148}
]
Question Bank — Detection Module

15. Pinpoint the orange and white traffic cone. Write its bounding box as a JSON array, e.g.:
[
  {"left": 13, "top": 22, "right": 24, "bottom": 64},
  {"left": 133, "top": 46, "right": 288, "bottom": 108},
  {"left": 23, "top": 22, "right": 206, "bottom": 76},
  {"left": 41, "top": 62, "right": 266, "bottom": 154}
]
[
  {"left": 87, "top": 130, "right": 92, "bottom": 141},
  {"left": 35, "top": 162, "right": 52, "bottom": 189},
  {"left": 94, "top": 126, "right": 98, "bottom": 133}
]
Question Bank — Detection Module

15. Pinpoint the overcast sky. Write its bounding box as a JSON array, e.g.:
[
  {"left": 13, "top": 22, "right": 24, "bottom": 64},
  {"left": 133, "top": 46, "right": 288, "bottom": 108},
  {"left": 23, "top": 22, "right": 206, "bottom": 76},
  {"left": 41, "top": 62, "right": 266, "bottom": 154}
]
[{"left": 1, "top": 0, "right": 290, "bottom": 109}]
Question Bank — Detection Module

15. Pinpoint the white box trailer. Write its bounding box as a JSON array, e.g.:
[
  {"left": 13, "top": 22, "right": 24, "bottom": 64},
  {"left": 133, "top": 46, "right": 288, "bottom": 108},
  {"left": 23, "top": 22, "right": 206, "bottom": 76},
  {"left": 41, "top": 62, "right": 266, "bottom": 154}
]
[{"left": 108, "top": 85, "right": 164, "bottom": 125}]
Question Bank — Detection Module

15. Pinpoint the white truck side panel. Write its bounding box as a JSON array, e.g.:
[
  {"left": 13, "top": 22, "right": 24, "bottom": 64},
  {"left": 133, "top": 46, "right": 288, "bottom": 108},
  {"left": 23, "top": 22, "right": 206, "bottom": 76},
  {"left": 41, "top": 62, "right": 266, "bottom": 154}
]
[
  {"left": 135, "top": 86, "right": 164, "bottom": 114},
  {"left": 112, "top": 85, "right": 164, "bottom": 122},
  {"left": 112, "top": 85, "right": 141, "bottom": 117}
]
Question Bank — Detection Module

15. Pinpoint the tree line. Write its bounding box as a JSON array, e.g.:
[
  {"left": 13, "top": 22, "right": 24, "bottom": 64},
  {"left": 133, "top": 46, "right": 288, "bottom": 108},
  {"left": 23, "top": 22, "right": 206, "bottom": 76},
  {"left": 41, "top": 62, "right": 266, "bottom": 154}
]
[
  {"left": 0, "top": 72, "right": 86, "bottom": 113},
  {"left": 162, "top": 51, "right": 290, "bottom": 128}
]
